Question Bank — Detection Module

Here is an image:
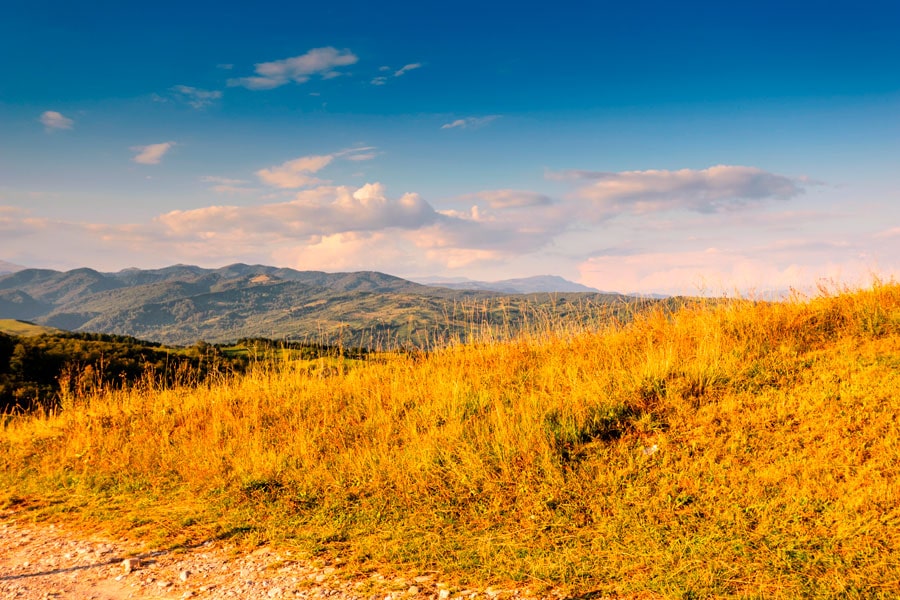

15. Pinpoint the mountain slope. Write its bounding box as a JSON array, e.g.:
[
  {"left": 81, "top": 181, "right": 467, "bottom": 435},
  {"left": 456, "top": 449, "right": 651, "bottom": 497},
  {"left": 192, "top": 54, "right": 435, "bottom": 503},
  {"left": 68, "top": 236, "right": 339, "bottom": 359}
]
[
  {"left": 0, "top": 260, "right": 25, "bottom": 275},
  {"left": 416, "top": 274, "right": 602, "bottom": 294},
  {"left": 0, "top": 264, "right": 636, "bottom": 346}
]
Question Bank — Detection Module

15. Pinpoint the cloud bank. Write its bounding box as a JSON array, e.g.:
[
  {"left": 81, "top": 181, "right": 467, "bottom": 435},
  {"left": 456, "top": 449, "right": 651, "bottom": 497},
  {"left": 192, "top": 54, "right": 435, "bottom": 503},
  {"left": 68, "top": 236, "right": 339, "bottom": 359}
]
[
  {"left": 6, "top": 159, "right": 872, "bottom": 295},
  {"left": 552, "top": 165, "right": 803, "bottom": 217}
]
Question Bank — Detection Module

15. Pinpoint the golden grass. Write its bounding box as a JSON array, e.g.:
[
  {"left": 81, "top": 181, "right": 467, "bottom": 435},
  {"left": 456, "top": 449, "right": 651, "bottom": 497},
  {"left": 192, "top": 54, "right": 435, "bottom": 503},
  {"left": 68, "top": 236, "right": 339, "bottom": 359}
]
[
  {"left": 0, "top": 318, "right": 59, "bottom": 337},
  {"left": 2, "top": 283, "right": 900, "bottom": 598}
]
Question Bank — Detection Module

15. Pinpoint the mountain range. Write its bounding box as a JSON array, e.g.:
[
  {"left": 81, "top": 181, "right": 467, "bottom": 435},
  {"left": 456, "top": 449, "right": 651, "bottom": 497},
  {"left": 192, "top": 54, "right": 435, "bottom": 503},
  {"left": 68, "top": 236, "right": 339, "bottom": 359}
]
[
  {"left": 0, "top": 264, "right": 639, "bottom": 347},
  {"left": 413, "top": 275, "right": 603, "bottom": 294}
]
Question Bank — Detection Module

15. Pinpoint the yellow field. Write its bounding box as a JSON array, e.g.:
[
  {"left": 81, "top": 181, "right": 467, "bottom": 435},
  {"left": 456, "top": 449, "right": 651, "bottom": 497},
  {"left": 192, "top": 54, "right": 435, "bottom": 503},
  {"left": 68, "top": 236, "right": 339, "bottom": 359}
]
[{"left": 2, "top": 283, "right": 899, "bottom": 598}]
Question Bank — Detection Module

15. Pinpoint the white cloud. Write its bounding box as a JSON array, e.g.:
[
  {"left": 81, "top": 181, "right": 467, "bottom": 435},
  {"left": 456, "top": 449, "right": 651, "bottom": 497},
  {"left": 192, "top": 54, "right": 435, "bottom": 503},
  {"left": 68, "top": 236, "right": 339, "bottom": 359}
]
[
  {"left": 464, "top": 189, "right": 553, "bottom": 209},
  {"left": 441, "top": 116, "right": 499, "bottom": 130},
  {"left": 200, "top": 176, "right": 255, "bottom": 195},
  {"left": 347, "top": 154, "right": 376, "bottom": 163},
  {"left": 40, "top": 111, "right": 73, "bottom": 131},
  {"left": 394, "top": 63, "right": 422, "bottom": 77},
  {"left": 255, "top": 155, "right": 333, "bottom": 188},
  {"left": 370, "top": 62, "right": 422, "bottom": 85},
  {"left": 131, "top": 142, "right": 175, "bottom": 165},
  {"left": 200, "top": 176, "right": 248, "bottom": 186},
  {"left": 256, "top": 148, "right": 377, "bottom": 188},
  {"left": 228, "top": 47, "right": 358, "bottom": 90},
  {"left": 156, "top": 183, "right": 437, "bottom": 239},
  {"left": 576, "top": 241, "right": 888, "bottom": 297},
  {"left": 171, "top": 85, "right": 222, "bottom": 108},
  {"left": 552, "top": 165, "right": 804, "bottom": 218},
  {"left": 875, "top": 226, "right": 900, "bottom": 239}
]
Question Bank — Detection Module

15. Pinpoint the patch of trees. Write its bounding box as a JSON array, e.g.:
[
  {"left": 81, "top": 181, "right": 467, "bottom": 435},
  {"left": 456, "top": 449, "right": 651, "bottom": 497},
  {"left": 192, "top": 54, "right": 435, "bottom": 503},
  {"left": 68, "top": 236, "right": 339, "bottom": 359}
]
[{"left": 0, "top": 332, "right": 367, "bottom": 413}]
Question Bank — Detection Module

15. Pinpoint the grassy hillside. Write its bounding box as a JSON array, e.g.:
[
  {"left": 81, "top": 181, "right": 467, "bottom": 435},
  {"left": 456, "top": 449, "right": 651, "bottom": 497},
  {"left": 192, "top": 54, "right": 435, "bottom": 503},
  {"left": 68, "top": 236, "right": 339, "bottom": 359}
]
[
  {"left": 2, "top": 284, "right": 899, "bottom": 597},
  {"left": 0, "top": 319, "right": 58, "bottom": 337}
]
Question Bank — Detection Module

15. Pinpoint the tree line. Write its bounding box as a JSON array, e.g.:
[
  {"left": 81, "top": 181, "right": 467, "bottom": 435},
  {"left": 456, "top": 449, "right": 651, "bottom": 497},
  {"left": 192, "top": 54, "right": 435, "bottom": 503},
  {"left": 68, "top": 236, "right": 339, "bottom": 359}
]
[{"left": 0, "top": 332, "right": 368, "bottom": 413}]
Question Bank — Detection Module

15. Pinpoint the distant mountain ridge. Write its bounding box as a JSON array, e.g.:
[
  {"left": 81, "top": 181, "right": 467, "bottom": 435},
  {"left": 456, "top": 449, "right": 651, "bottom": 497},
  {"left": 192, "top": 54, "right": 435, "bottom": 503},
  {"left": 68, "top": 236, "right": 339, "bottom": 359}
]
[
  {"left": 0, "top": 264, "right": 638, "bottom": 347},
  {"left": 415, "top": 275, "right": 602, "bottom": 294},
  {"left": 0, "top": 260, "right": 25, "bottom": 275}
]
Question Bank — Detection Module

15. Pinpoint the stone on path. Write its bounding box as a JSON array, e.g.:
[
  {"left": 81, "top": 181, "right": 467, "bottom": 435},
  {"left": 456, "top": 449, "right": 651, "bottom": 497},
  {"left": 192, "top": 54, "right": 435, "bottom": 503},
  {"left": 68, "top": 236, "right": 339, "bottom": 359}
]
[{"left": 122, "top": 558, "right": 141, "bottom": 573}]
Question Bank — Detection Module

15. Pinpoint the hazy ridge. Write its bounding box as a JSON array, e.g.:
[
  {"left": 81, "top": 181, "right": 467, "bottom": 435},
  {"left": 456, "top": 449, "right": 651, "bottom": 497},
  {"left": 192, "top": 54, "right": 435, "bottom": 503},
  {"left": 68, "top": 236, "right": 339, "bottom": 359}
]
[{"left": 0, "top": 264, "right": 635, "bottom": 346}]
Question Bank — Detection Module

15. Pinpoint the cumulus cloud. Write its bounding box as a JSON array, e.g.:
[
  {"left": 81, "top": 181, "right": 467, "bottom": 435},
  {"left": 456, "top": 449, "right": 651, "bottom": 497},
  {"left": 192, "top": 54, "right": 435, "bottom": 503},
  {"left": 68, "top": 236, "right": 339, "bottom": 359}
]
[
  {"left": 228, "top": 47, "right": 358, "bottom": 90},
  {"left": 40, "top": 111, "right": 73, "bottom": 131},
  {"left": 131, "top": 142, "right": 175, "bottom": 165},
  {"left": 371, "top": 76, "right": 388, "bottom": 86},
  {"left": 551, "top": 165, "right": 803, "bottom": 218},
  {"left": 441, "top": 116, "right": 499, "bottom": 130},
  {"left": 156, "top": 183, "right": 437, "bottom": 239},
  {"left": 171, "top": 85, "right": 222, "bottom": 108}
]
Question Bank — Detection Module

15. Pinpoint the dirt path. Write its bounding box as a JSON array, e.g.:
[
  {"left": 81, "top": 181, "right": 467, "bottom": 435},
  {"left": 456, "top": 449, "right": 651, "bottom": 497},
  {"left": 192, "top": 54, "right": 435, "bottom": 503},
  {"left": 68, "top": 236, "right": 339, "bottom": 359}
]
[{"left": 1, "top": 512, "right": 568, "bottom": 600}]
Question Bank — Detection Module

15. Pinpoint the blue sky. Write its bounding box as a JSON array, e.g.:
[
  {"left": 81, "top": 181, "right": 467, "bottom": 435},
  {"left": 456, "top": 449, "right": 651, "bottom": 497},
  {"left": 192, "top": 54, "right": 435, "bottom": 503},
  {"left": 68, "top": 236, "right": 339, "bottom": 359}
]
[{"left": 1, "top": 0, "right": 898, "bottom": 294}]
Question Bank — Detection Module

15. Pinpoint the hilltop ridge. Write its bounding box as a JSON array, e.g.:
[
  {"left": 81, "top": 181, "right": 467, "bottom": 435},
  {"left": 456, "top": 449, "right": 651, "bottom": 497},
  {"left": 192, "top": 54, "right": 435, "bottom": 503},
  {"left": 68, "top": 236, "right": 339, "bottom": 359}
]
[{"left": 0, "top": 264, "right": 634, "bottom": 346}]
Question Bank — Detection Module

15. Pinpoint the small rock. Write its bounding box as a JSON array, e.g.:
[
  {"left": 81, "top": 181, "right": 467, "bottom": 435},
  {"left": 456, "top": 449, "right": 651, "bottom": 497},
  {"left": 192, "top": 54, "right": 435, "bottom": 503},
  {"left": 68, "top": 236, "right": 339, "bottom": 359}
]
[
  {"left": 157, "top": 580, "right": 172, "bottom": 588},
  {"left": 438, "top": 590, "right": 451, "bottom": 600},
  {"left": 182, "top": 593, "right": 195, "bottom": 599},
  {"left": 408, "top": 586, "right": 420, "bottom": 595},
  {"left": 268, "top": 588, "right": 284, "bottom": 598},
  {"left": 122, "top": 558, "right": 140, "bottom": 573},
  {"left": 180, "top": 570, "right": 191, "bottom": 582}
]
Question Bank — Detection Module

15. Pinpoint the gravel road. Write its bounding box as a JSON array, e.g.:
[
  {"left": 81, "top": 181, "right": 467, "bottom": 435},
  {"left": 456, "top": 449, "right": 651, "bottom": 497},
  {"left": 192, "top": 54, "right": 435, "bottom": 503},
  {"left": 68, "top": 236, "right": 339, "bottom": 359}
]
[{"left": 0, "top": 513, "right": 586, "bottom": 600}]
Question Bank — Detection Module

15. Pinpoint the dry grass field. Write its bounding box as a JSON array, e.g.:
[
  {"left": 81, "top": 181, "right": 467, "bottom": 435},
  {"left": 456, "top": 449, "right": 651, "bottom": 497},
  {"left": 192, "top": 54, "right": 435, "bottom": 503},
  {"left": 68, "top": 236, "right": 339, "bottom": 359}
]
[{"left": 2, "top": 283, "right": 899, "bottom": 598}]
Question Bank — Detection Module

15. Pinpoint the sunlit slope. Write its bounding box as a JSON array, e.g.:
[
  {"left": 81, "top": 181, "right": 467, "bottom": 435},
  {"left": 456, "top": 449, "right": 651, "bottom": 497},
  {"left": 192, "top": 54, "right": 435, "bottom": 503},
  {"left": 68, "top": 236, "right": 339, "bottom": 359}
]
[
  {"left": 0, "top": 319, "right": 59, "bottom": 337},
  {"left": 2, "top": 283, "right": 899, "bottom": 597}
]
